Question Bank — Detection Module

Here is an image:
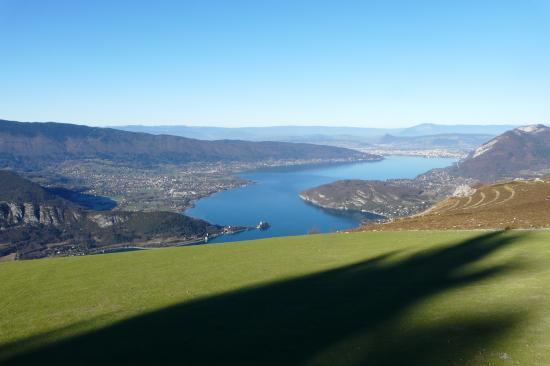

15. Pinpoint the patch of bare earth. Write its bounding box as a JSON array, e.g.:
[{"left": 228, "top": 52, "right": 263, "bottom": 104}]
[{"left": 0, "top": 253, "right": 16, "bottom": 262}]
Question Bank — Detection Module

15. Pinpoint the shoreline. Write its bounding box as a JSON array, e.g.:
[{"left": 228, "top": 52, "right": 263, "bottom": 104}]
[{"left": 182, "top": 156, "right": 383, "bottom": 215}]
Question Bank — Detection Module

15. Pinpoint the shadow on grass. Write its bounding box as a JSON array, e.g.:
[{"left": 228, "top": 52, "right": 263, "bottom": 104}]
[{"left": 1, "top": 231, "right": 527, "bottom": 365}]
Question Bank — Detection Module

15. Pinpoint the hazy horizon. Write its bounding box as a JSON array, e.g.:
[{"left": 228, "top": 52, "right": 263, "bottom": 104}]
[{"left": 0, "top": 117, "right": 525, "bottom": 129}]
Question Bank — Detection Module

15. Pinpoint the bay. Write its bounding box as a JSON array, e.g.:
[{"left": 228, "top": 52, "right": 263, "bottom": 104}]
[{"left": 186, "top": 156, "right": 457, "bottom": 243}]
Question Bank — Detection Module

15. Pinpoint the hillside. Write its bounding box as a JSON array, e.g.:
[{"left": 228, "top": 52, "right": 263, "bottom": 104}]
[
  {"left": 0, "top": 119, "right": 375, "bottom": 169},
  {"left": 0, "top": 169, "right": 66, "bottom": 203},
  {"left": 447, "top": 124, "right": 550, "bottom": 181},
  {"left": 300, "top": 180, "right": 430, "bottom": 218},
  {"left": 300, "top": 125, "right": 550, "bottom": 219},
  {"left": 0, "top": 170, "right": 220, "bottom": 259},
  {"left": 1, "top": 230, "right": 549, "bottom": 365},
  {"left": 364, "top": 178, "right": 550, "bottom": 231}
]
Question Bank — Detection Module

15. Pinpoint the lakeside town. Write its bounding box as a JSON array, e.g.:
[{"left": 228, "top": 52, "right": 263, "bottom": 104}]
[{"left": 33, "top": 156, "right": 379, "bottom": 213}]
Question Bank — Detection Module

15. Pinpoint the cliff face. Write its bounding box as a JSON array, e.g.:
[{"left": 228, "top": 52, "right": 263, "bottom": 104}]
[
  {"left": 0, "top": 170, "right": 82, "bottom": 230},
  {"left": 0, "top": 170, "right": 221, "bottom": 260},
  {"left": 0, "top": 202, "right": 80, "bottom": 228}
]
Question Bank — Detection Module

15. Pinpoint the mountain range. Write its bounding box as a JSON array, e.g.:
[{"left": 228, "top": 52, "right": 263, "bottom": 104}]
[
  {"left": 116, "top": 123, "right": 516, "bottom": 140},
  {"left": 0, "top": 119, "right": 374, "bottom": 170},
  {"left": 115, "top": 123, "right": 516, "bottom": 153}
]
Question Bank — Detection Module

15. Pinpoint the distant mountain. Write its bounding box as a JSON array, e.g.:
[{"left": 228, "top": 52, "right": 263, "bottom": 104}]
[
  {"left": 116, "top": 125, "right": 392, "bottom": 140},
  {"left": 116, "top": 123, "right": 517, "bottom": 140},
  {"left": 396, "top": 123, "right": 516, "bottom": 137},
  {"left": 0, "top": 170, "right": 221, "bottom": 260},
  {"left": 378, "top": 133, "right": 494, "bottom": 151},
  {"left": 0, "top": 119, "right": 374, "bottom": 169},
  {"left": 448, "top": 124, "right": 550, "bottom": 181},
  {"left": 116, "top": 123, "right": 516, "bottom": 155}
]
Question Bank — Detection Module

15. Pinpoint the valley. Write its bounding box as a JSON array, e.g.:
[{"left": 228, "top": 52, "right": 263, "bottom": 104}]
[
  {"left": 1, "top": 119, "right": 379, "bottom": 212},
  {"left": 301, "top": 125, "right": 550, "bottom": 220},
  {"left": 186, "top": 156, "right": 456, "bottom": 242},
  {"left": 2, "top": 2, "right": 547, "bottom": 365}
]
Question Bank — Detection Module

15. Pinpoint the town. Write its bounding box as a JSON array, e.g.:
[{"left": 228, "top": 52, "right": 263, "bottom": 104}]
[{"left": 36, "top": 157, "right": 374, "bottom": 213}]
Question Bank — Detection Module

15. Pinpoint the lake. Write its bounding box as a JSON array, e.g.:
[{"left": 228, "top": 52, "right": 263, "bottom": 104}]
[{"left": 186, "top": 156, "right": 457, "bottom": 243}]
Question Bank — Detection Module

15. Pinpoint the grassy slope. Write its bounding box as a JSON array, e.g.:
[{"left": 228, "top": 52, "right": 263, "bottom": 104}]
[{"left": 1, "top": 230, "right": 550, "bottom": 365}]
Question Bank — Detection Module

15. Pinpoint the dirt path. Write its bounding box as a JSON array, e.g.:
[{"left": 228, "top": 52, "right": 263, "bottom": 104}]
[
  {"left": 495, "top": 185, "right": 516, "bottom": 205},
  {"left": 363, "top": 179, "right": 550, "bottom": 231},
  {"left": 468, "top": 192, "right": 486, "bottom": 209},
  {"left": 475, "top": 189, "right": 500, "bottom": 209},
  {"left": 461, "top": 195, "right": 473, "bottom": 209}
]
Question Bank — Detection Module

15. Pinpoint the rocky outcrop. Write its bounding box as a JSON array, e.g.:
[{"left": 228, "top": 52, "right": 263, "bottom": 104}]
[
  {"left": 88, "top": 213, "right": 129, "bottom": 228},
  {"left": 0, "top": 202, "right": 72, "bottom": 228},
  {"left": 0, "top": 171, "right": 223, "bottom": 260}
]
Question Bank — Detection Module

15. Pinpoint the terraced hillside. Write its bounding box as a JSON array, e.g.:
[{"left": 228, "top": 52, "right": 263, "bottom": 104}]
[
  {"left": 1, "top": 230, "right": 550, "bottom": 365},
  {"left": 364, "top": 179, "right": 550, "bottom": 230}
]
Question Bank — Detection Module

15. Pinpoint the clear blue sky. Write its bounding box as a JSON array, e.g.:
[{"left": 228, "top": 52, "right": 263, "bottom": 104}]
[{"left": 0, "top": 0, "right": 548, "bottom": 127}]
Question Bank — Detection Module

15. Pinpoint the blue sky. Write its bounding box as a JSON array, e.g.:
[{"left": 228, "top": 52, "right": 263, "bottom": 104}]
[{"left": 0, "top": 0, "right": 549, "bottom": 127}]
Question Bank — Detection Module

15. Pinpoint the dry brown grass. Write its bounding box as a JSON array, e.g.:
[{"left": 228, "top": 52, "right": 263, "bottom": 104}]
[{"left": 363, "top": 179, "right": 550, "bottom": 231}]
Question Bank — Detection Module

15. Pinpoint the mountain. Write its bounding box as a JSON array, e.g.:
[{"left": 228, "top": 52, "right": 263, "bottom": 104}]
[
  {"left": 115, "top": 125, "right": 394, "bottom": 140},
  {"left": 0, "top": 170, "right": 221, "bottom": 260},
  {"left": 0, "top": 119, "right": 374, "bottom": 169},
  {"left": 396, "top": 123, "right": 516, "bottom": 137},
  {"left": 116, "top": 123, "right": 516, "bottom": 156},
  {"left": 377, "top": 133, "right": 494, "bottom": 153},
  {"left": 300, "top": 125, "right": 550, "bottom": 218},
  {"left": 116, "top": 123, "right": 517, "bottom": 141},
  {"left": 447, "top": 124, "right": 550, "bottom": 181}
]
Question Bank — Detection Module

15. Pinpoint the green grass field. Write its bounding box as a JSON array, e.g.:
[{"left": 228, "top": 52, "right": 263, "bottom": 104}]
[{"left": 1, "top": 230, "right": 550, "bottom": 365}]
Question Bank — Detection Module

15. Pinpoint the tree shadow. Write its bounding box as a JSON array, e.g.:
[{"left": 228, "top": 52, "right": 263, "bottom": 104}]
[{"left": 1, "top": 231, "right": 527, "bottom": 365}]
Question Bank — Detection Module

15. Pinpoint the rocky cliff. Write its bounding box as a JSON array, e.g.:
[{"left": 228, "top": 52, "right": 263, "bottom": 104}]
[{"left": 0, "top": 170, "right": 220, "bottom": 260}]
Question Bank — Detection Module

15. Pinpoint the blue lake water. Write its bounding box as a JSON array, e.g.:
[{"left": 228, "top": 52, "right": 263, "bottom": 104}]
[{"left": 186, "top": 156, "right": 457, "bottom": 243}]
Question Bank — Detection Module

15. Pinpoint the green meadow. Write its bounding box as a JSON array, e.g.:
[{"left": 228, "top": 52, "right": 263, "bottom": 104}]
[{"left": 1, "top": 230, "right": 550, "bottom": 365}]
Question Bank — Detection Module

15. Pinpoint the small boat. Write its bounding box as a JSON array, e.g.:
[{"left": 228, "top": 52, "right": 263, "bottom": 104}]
[{"left": 256, "top": 221, "right": 271, "bottom": 230}]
